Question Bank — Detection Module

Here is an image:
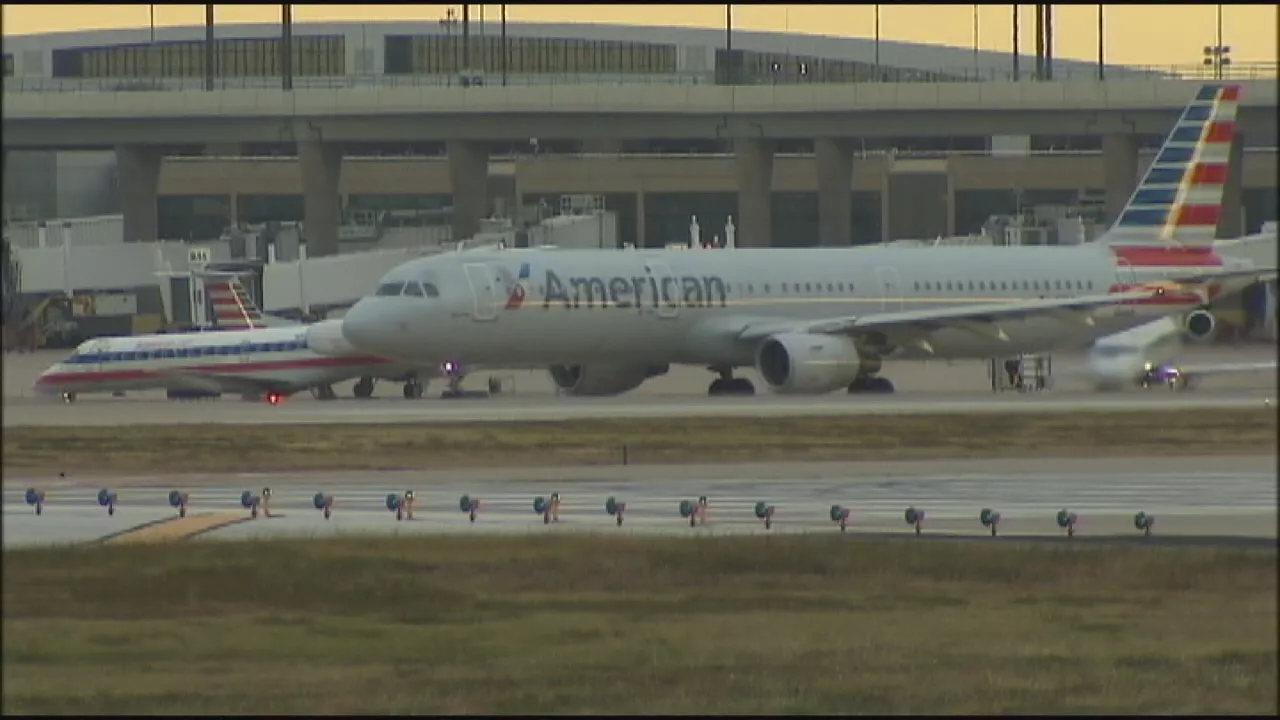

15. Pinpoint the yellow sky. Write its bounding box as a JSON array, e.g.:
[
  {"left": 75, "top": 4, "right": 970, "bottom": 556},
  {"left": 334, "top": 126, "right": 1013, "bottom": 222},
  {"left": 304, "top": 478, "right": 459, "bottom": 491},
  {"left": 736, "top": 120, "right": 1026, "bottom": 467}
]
[{"left": 3, "top": 4, "right": 1277, "bottom": 68}]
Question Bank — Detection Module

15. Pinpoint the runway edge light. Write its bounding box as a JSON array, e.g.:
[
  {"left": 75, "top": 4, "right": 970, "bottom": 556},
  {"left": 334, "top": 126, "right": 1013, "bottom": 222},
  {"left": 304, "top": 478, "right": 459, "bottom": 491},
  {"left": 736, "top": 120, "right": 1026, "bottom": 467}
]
[
  {"left": 980, "top": 508, "right": 1001, "bottom": 537},
  {"left": 459, "top": 494, "right": 481, "bottom": 523},
  {"left": 905, "top": 507, "right": 926, "bottom": 535},
  {"left": 605, "top": 496, "right": 626, "bottom": 526},
  {"left": 830, "top": 505, "right": 852, "bottom": 532}
]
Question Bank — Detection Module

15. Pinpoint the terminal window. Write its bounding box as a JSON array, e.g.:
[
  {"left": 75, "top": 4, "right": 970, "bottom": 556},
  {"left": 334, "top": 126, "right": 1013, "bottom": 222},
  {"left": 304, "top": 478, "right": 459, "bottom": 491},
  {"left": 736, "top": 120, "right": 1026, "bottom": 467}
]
[
  {"left": 3, "top": 53, "right": 13, "bottom": 77},
  {"left": 52, "top": 36, "right": 344, "bottom": 79},
  {"left": 387, "top": 34, "right": 676, "bottom": 75}
]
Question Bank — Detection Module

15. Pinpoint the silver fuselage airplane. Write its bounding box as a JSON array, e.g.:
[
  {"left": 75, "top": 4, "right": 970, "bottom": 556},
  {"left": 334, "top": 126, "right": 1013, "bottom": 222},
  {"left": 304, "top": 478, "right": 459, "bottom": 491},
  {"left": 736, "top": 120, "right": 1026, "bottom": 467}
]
[{"left": 339, "top": 83, "right": 1275, "bottom": 397}]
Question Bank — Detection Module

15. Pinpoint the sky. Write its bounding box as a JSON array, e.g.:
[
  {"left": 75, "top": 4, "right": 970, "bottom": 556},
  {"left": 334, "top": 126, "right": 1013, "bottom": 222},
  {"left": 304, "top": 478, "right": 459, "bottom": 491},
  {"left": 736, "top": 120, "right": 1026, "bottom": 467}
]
[{"left": 3, "top": 4, "right": 1277, "bottom": 68}]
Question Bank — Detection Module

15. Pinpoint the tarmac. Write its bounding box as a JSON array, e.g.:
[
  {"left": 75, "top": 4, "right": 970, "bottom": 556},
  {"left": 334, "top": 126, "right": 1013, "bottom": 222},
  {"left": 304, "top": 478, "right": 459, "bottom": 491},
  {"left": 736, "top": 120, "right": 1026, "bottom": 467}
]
[
  {"left": 4, "top": 456, "right": 1276, "bottom": 549},
  {"left": 4, "top": 347, "right": 1275, "bottom": 550},
  {"left": 4, "top": 346, "right": 1277, "bottom": 426}
]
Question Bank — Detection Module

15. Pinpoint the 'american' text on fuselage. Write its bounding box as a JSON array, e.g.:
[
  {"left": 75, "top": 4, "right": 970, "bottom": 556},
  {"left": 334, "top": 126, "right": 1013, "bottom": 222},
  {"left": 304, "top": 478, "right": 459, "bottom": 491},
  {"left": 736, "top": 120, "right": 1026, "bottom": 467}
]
[{"left": 541, "top": 268, "right": 728, "bottom": 310}]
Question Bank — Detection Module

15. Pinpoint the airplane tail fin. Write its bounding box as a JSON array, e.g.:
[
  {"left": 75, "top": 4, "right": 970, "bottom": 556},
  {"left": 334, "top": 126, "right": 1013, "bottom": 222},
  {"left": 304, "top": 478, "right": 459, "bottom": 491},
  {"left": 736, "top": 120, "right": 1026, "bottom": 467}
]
[
  {"left": 197, "top": 271, "right": 287, "bottom": 330},
  {"left": 1097, "top": 83, "right": 1241, "bottom": 249}
]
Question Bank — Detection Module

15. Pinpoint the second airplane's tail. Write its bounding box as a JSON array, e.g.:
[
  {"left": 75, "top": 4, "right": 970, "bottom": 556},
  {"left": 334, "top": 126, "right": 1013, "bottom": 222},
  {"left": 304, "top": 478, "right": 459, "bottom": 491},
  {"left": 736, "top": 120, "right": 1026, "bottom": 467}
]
[
  {"left": 199, "top": 272, "right": 294, "bottom": 330},
  {"left": 1096, "top": 83, "right": 1241, "bottom": 249}
]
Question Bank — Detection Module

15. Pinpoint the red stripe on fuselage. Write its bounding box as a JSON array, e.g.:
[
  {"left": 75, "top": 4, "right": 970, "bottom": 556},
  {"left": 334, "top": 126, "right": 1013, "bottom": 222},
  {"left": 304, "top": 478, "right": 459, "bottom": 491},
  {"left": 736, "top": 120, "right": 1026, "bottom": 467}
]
[
  {"left": 1111, "top": 246, "right": 1223, "bottom": 267},
  {"left": 1108, "top": 283, "right": 1211, "bottom": 306},
  {"left": 36, "top": 355, "right": 395, "bottom": 388}
]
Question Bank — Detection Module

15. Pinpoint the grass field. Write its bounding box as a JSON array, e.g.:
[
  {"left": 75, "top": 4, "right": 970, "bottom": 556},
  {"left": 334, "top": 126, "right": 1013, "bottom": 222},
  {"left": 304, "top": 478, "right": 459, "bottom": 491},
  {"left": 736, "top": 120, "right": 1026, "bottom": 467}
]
[
  {"left": 2, "top": 535, "right": 1275, "bottom": 714},
  {"left": 3, "top": 408, "right": 1275, "bottom": 475}
]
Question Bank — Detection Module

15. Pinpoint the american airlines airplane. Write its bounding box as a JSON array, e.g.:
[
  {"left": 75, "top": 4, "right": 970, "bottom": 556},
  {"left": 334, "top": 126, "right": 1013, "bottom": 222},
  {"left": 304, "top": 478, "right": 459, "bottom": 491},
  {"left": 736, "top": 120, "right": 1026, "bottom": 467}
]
[
  {"left": 339, "top": 84, "right": 1275, "bottom": 397},
  {"left": 1087, "top": 315, "right": 1277, "bottom": 392},
  {"left": 33, "top": 273, "right": 426, "bottom": 403}
]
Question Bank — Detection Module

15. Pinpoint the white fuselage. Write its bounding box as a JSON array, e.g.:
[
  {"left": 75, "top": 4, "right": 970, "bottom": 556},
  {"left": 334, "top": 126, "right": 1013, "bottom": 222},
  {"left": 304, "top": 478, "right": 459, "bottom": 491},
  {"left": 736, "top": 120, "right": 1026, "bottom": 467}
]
[
  {"left": 34, "top": 321, "right": 395, "bottom": 397},
  {"left": 341, "top": 244, "right": 1212, "bottom": 370},
  {"left": 1086, "top": 317, "right": 1185, "bottom": 390}
]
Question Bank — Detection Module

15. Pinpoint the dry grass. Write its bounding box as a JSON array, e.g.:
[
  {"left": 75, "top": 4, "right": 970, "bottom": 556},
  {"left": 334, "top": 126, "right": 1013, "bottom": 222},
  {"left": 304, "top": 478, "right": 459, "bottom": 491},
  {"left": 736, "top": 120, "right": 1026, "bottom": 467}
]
[
  {"left": 2, "top": 409, "right": 1275, "bottom": 475},
  {"left": 2, "top": 535, "right": 1276, "bottom": 714}
]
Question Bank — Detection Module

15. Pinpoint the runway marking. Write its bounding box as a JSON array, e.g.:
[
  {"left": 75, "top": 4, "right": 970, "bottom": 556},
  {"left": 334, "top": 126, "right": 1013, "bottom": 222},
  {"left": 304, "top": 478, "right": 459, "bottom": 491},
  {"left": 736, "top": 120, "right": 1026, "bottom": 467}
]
[{"left": 101, "top": 512, "right": 251, "bottom": 545}]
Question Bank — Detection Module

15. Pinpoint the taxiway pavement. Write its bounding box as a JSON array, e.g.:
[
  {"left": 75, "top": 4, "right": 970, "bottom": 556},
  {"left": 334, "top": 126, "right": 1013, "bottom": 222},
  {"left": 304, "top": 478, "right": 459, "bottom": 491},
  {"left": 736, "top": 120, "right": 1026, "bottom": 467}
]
[
  {"left": 5, "top": 456, "right": 1275, "bottom": 549},
  {"left": 6, "top": 346, "right": 1275, "bottom": 426},
  {"left": 4, "top": 389, "right": 1275, "bottom": 426}
]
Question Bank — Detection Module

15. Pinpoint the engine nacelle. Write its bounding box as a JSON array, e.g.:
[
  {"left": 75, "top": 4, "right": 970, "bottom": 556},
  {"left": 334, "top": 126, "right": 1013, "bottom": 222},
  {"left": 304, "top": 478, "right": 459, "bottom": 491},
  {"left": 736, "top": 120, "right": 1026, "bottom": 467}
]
[
  {"left": 306, "top": 319, "right": 356, "bottom": 357},
  {"left": 755, "top": 333, "right": 864, "bottom": 394},
  {"left": 1182, "top": 309, "right": 1216, "bottom": 343},
  {"left": 548, "top": 363, "right": 667, "bottom": 396}
]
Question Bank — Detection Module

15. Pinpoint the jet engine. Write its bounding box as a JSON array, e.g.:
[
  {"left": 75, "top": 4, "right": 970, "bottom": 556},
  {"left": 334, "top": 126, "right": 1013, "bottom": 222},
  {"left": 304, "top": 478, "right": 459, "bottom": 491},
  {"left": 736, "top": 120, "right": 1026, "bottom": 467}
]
[
  {"left": 548, "top": 363, "right": 668, "bottom": 396},
  {"left": 1182, "top": 309, "right": 1216, "bottom": 344},
  {"left": 305, "top": 320, "right": 356, "bottom": 356},
  {"left": 755, "top": 332, "right": 864, "bottom": 394}
]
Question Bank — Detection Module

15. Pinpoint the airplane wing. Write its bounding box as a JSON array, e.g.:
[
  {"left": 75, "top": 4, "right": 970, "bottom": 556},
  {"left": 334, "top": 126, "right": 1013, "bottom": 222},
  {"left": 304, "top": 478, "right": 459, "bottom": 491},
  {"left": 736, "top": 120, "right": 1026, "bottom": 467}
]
[
  {"left": 735, "top": 289, "right": 1165, "bottom": 352},
  {"left": 1177, "top": 360, "right": 1278, "bottom": 378},
  {"left": 1166, "top": 266, "right": 1278, "bottom": 302},
  {"left": 153, "top": 368, "right": 293, "bottom": 396}
]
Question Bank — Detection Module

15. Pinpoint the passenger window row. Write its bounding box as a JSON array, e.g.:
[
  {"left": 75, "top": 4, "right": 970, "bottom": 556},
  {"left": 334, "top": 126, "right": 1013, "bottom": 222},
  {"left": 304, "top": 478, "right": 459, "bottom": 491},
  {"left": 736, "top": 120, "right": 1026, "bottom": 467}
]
[
  {"left": 913, "top": 279, "right": 1095, "bottom": 293},
  {"left": 66, "top": 340, "right": 306, "bottom": 364}
]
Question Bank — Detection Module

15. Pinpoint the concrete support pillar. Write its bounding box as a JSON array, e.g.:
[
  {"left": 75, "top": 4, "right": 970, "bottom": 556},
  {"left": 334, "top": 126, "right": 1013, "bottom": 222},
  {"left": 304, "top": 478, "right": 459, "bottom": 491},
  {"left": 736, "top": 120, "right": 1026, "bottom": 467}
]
[
  {"left": 447, "top": 140, "right": 489, "bottom": 242},
  {"left": 815, "top": 138, "right": 853, "bottom": 246},
  {"left": 115, "top": 145, "right": 163, "bottom": 243},
  {"left": 228, "top": 193, "right": 239, "bottom": 227},
  {"left": 636, "top": 191, "right": 647, "bottom": 248},
  {"left": 298, "top": 141, "right": 343, "bottom": 257},
  {"left": 204, "top": 143, "right": 244, "bottom": 157},
  {"left": 1102, "top": 133, "right": 1139, "bottom": 226},
  {"left": 582, "top": 138, "right": 622, "bottom": 155},
  {"left": 1218, "top": 132, "right": 1245, "bottom": 238},
  {"left": 733, "top": 137, "right": 774, "bottom": 247}
]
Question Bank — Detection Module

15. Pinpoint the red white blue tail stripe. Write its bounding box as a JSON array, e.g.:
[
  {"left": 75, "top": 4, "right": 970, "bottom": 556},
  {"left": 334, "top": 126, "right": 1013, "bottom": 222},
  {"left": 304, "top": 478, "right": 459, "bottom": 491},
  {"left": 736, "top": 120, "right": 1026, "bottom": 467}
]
[
  {"left": 206, "top": 277, "right": 264, "bottom": 329},
  {"left": 1101, "top": 84, "right": 1241, "bottom": 248}
]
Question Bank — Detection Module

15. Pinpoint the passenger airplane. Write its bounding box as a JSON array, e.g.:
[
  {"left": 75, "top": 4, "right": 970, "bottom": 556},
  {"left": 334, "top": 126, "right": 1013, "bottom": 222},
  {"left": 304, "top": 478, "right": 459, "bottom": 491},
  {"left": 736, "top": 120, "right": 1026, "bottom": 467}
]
[
  {"left": 340, "top": 84, "right": 1276, "bottom": 397},
  {"left": 1087, "top": 315, "right": 1277, "bottom": 391},
  {"left": 33, "top": 273, "right": 429, "bottom": 403}
]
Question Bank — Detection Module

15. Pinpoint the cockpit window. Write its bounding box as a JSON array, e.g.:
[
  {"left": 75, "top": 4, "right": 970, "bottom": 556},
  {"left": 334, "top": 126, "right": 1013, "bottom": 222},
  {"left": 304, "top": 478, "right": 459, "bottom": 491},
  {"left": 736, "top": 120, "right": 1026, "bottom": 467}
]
[
  {"left": 422, "top": 282, "right": 440, "bottom": 298},
  {"left": 375, "top": 282, "right": 405, "bottom": 297},
  {"left": 1093, "top": 346, "right": 1134, "bottom": 359},
  {"left": 402, "top": 282, "right": 425, "bottom": 297}
]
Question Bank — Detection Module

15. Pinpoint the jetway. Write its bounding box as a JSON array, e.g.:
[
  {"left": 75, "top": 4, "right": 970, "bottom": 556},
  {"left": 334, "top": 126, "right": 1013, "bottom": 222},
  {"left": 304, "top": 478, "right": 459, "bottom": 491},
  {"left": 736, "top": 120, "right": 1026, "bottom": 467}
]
[
  {"left": 262, "top": 247, "right": 431, "bottom": 317},
  {"left": 261, "top": 210, "right": 622, "bottom": 315}
]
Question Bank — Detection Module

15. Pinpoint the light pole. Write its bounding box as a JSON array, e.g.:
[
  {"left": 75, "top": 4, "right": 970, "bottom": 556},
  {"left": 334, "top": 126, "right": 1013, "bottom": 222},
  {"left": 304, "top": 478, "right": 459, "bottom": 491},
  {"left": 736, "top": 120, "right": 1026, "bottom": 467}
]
[
  {"left": 1097, "top": 4, "right": 1104, "bottom": 81},
  {"left": 874, "top": 5, "right": 880, "bottom": 79},
  {"left": 725, "top": 4, "right": 733, "bottom": 85},
  {"left": 972, "top": 5, "right": 979, "bottom": 77},
  {"left": 1202, "top": 4, "right": 1231, "bottom": 79},
  {"left": 440, "top": 8, "right": 458, "bottom": 72},
  {"left": 1012, "top": 4, "right": 1019, "bottom": 80}
]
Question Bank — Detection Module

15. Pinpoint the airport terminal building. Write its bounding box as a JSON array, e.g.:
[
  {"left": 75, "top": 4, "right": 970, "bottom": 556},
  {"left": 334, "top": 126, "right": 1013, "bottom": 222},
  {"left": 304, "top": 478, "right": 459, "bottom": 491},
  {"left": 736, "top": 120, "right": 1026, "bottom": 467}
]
[{"left": 3, "top": 20, "right": 1278, "bottom": 251}]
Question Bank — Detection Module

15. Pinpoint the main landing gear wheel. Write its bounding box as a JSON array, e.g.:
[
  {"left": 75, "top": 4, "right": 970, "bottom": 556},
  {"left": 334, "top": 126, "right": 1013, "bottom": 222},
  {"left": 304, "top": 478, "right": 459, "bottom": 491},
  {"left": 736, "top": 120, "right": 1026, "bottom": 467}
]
[
  {"left": 847, "top": 376, "right": 895, "bottom": 394},
  {"left": 311, "top": 384, "right": 338, "bottom": 401},
  {"left": 353, "top": 377, "right": 375, "bottom": 399},
  {"left": 708, "top": 369, "right": 755, "bottom": 396},
  {"left": 403, "top": 381, "right": 425, "bottom": 399}
]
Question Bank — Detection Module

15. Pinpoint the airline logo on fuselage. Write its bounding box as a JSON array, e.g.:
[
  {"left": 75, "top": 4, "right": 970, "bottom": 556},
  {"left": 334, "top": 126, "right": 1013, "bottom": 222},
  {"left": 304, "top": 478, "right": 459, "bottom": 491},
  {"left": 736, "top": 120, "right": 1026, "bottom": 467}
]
[
  {"left": 505, "top": 262, "right": 531, "bottom": 310},
  {"left": 536, "top": 267, "right": 728, "bottom": 310}
]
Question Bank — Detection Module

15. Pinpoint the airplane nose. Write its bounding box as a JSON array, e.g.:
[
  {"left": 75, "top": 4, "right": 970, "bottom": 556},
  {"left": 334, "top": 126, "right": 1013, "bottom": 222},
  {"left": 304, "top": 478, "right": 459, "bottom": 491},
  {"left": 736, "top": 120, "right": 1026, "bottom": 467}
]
[
  {"left": 341, "top": 299, "right": 396, "bottom": 355},
  {"left": 33, "top": 367, "right": 58, "bottom": 395}
]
